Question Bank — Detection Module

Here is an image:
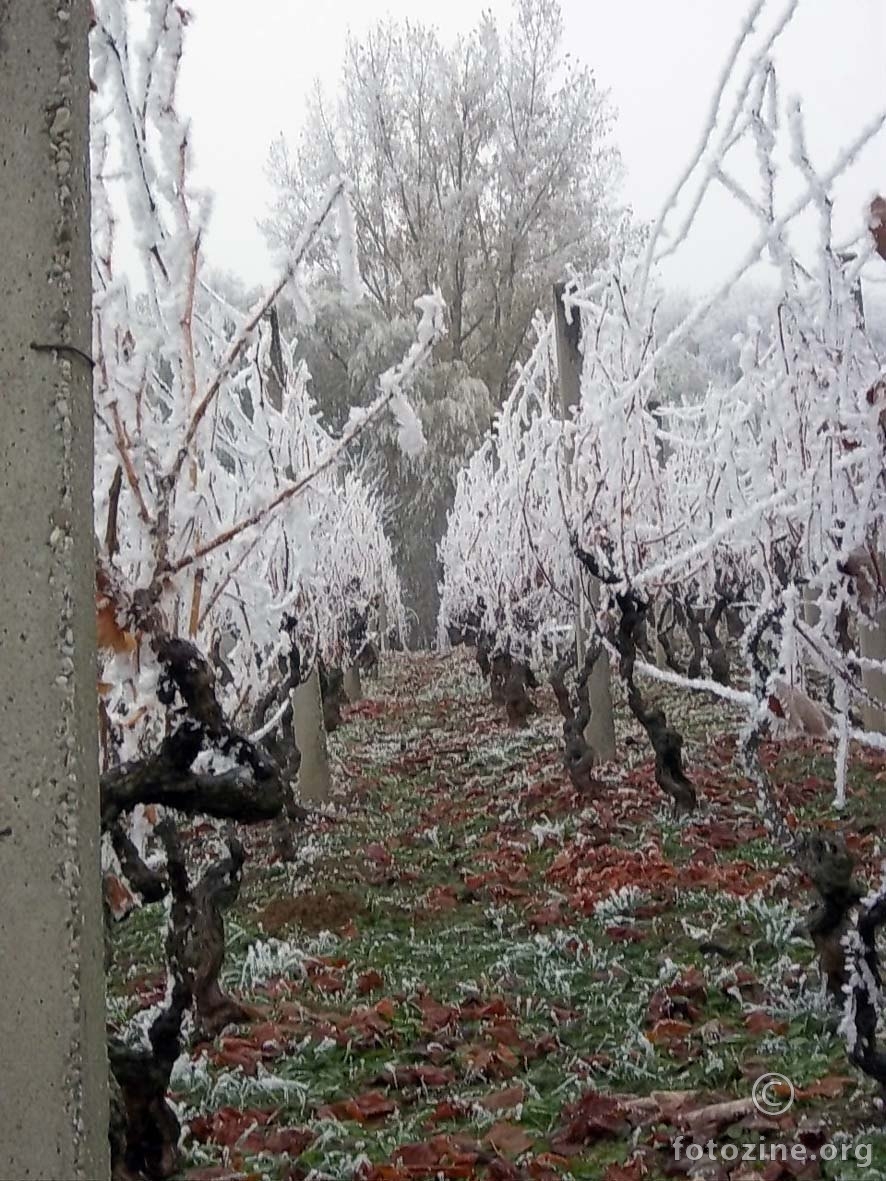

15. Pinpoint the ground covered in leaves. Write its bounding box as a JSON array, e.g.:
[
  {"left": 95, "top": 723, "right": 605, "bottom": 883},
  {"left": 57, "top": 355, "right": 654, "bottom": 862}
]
[{"left": 108, "top": 652, "right": 886, "bottom": 1180}]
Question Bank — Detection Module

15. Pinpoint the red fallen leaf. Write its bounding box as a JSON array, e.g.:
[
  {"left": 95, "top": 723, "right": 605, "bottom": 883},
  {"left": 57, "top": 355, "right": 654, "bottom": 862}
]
[
  {"left": 459, "top": 996, "right": 511, "bottom": 1021},
  {"left": 240, "top": 1125, "right": 315, "bottom": 1155},
  {"left": 396, "top": 1141, "right": 439, "bottom": 1169},
  {"left": 208, "top": 1038, "right": 272, "bottom": 1077},
  {"left": 317, "top": 1089, "right": 397, "bottom": 1123},
  {"left": 419, "top": 995, "right": 457, "bottom": 1031},
  {"left": 488, "top": 1161, "right": 524, "bottom": 1181},
  {"left": 365, "top": 843, "right": 393, "bottom": 866},
  {"left": 551, "top": 1090, "right": 631, "bottom": 1154},
  {"left": 188, "top": 1107, "right": 272, "bottom": 1147},
  {"left": 104, "top": 872, "right": 139, "bottom": 920},
  {"left": 357, "top": 969, "right": 385, "bottom": 995},
  {"left": 526, "top": 901, "right": 564, "bottom": 928},
  {"left": 486, "top": 1021, "right": 522, "bottom": 1047},
  {"left": 480, "top": 1085, "right": 526, "bottom": 1111},
  {"left": 605, "top": 925, "right": 645, "bottom": 943},
  {"left": 745, "top": 1010, "right": 789, "bottom": 1036},
  {"left": 341, "top": 920, "right": 360, "bottom": 939},
  {"left": 391, "top": 1133, "right": 480, "bottom": 1177},
  {"left": 464, "top": 1040, "right": 521, "bottom": 1078},
  {"left": 426, "top": 884, "right": 460, "bottom": 911},
  {"left": 549, "top": 849, "right": 575, "bottom": 873},
  {"left": 486, "top": 1121, "right": 534, "bottom": 1156},
  {"left": 338, "top": 1008, "right": 392, "bottom": 1044},
  {"left": 377, "top": 1063, "right": 455, "bottom": 1089},
  {"left": 374, "top": 996, "right": 398, "bottom": 1021},
  {"left": 248, "top": 1020, "right": 299, "bottom": 1051},
  {"left": 426, "top": 1099, "right": 469, "bottom": 1125},
  {"left": 347, "top": 699, "right": 388, "bottom": 719},
  {"left": 530, "top": 1153, "right": 572, "bottom": 1176},
  {"left": 357, "top": 1166, "right": 410, "bottom": 1181},
  {"left": 646, "top": 1019, "right": 694, "bottom": 1046},
  {"left": 672, "top": 968, "right": 707, "bottom": 999},
  {"left": 692, "top": 820, "right": 747, "bottom": 850},
  {"left": 529, "top": 1033, "right": 560, "bottom": 1060},
  {"left": 122, "top": 969, "right": 166, "bottom": 1005}
]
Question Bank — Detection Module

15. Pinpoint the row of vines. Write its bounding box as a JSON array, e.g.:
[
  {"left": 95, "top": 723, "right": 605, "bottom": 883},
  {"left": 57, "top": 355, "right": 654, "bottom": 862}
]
[
  {"left": 90, "top": 2, "right": 443, "bottom": 1175},
  {"left": 439, "top": 0, "right": 886, "bottom": 1100}
]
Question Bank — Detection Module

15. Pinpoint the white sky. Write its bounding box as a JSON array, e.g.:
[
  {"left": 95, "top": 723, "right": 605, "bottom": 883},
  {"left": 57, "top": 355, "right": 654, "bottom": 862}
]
[{"left": 176, "top": 0, "right": 886, "bottom": 296}]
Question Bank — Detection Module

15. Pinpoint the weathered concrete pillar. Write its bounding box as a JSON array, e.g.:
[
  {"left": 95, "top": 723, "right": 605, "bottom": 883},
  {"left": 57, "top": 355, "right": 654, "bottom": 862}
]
[
  {"left": 0, "top": 3, "right": 109, "bottom": 1178},
  {"left": 553, "top": 282, "right": 616, "bottom": 763},
  {"left": 378, "top": 592, "right": 389, "bottom": 654},
  {"left": 861, "top": 580, "right": 886, "bottom": 734},
  {"left": 584, "top": 577, "right": 617, "bottom": 763},
  {"left": 293, "top": 668, "right": 332, "bottom": 803},
  {"left": 344, "top": 665, "right": 363, "bottom": 703}
]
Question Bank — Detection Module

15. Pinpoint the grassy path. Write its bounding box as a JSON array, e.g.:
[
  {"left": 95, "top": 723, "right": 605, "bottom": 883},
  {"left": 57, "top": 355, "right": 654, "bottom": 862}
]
[{"left": 109, "top": 652, "right": 886, "bottom": 1180}]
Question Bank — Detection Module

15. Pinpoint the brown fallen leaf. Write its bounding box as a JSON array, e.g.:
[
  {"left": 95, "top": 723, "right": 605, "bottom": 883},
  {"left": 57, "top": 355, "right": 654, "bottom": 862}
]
[
  {"left": 480, "top": 1085, "right": 526, "bottom": 1112},
  {"left": 646, "top": 1019, "right": 694, "bottom": 1045},
  {"left": 317, "top": 1089, "right": 397, "bottom": 1123},
  {"left": 745, "top": 1010, "right": 789, "bottom": 1036},
  {"left": 486, "top": 1121, "right": 534, "bottom": 1156}
]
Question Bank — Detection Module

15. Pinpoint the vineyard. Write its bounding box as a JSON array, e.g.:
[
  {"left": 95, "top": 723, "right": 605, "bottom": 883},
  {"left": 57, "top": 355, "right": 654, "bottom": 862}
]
[
  {"left": 110, "top": 653, "right": 886, "bottom": 1180},
  {"left": 6, "top": 0, "right": 886, "bottom": 1178}
]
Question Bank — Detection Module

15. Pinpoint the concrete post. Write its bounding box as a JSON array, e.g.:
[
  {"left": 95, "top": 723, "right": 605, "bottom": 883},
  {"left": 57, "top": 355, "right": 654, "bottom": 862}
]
[
  {"left": 378, "top": 589, "right": 389, "bottom": 654},
  {"left": 835, "top": 260, "right": 886, "bottom": 733},
  {"left": 0, "top": 3, "right": 109, "bottom": 1178},
  {"left": 344, "top": 665, "right": 363, "bottom": 703},
  {"left": 861, "top": 580, "right": 886, "bottom": 734},
  {"left": 293, "top": 668, "right": 332, "bottom": 803},
  {"left": 553, "top": 282, "right": 616, "bottom": 763}
]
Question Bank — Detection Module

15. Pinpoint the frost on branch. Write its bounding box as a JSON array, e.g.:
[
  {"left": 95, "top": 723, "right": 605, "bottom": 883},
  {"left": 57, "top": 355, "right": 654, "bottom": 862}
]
[
  {"left": 335, "top": 180, "right": 364, "bottom": 306},
  {"left": 90, "top": 3, "right": 445, "bottom": 1172},
  {"left": 90, "top": 0, "right": 438, "bottom": 774},
  {"left": 437, "top": 0, "right": 886, "bottom": 1091},
  {"left": 439, "top": 2, "right": 886, "bottom": 809},
  {"left": 438, "top": 314, "right": 572, "bottom": 674}
]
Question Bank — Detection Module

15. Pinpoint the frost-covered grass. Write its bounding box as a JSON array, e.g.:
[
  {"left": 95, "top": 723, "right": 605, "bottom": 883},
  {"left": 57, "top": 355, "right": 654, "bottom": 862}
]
[{"left": 106, "top": 651, "right": 886, "bottom": 1180}]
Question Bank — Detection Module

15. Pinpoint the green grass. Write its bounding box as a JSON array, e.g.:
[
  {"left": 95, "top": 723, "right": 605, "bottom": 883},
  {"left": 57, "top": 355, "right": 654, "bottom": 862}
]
[{"left": 106, "top": 651, "right": 886, "bottom": 1180}]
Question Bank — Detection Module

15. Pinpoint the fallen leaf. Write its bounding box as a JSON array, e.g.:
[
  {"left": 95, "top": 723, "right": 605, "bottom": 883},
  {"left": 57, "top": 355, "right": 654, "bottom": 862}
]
[
  {"left": 317, "top": 1089, "right": 397, "bottom": 1123},
  {"left": 480, "top": 1085, "right": 525, "bottom": 1111},
  {"left": 486, "top": 1121, "right": 534, "bottom": 1156},
  {"left": 357, "top": 969, "right": 385, "bottom": 995},
  {"left": 745, "top": 1010, "right": 789, "bottom": 1036},
  {"left": 646, "top": 1019, "right": 694, "bottom": 1045}
]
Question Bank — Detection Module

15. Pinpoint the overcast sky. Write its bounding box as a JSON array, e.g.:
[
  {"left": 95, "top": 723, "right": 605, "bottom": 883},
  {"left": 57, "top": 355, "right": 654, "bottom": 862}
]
[{"left": 176, "top": 0, "right": 886, "bottom": 297}]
